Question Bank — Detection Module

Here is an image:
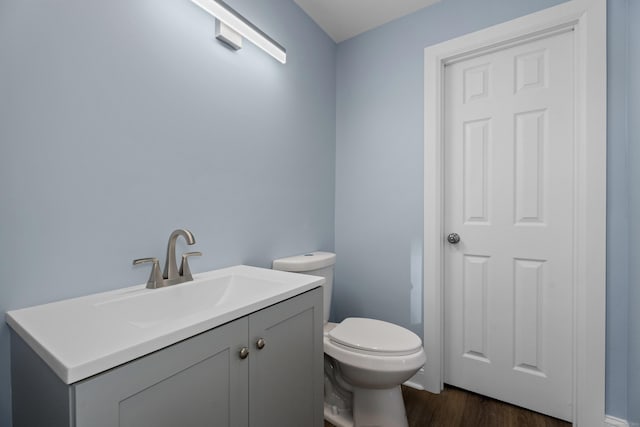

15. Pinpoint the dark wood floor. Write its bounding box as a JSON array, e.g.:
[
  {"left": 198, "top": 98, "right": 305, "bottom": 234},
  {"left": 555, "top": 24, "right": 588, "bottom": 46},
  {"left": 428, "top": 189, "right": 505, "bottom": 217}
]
[{"left": 325, "top": 385, "right": 571, "bottom": 427}]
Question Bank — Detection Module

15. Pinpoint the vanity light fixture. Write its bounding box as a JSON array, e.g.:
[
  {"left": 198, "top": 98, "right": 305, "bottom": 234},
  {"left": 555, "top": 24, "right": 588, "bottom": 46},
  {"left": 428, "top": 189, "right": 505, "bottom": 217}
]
[{"left": 191, "top": 0, "right": 287, "bottom": 64}]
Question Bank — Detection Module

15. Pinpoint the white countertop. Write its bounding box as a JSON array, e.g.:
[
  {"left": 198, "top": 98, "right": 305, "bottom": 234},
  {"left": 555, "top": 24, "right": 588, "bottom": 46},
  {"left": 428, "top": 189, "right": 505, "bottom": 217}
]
[{"left": 6, "top": 265, "right": 324, "bottom": 384}]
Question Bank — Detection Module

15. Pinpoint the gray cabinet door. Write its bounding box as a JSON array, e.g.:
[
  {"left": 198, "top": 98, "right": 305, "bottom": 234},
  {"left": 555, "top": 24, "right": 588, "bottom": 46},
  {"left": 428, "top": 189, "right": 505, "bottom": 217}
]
[
  {"left": 74, "top": 317, "right": 249, "bottom": 427},
  {"left": 248, "top": 288, "right": 323, "bottom": 427}
]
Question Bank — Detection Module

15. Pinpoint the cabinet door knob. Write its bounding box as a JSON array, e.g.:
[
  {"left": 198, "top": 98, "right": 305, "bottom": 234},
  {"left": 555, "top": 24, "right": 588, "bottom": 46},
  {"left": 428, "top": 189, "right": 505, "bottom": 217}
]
[
  {"left": 256, "top": 338, "right": 266, "bottom": 350},
  {"left": 239, "top": 347, "right": 249, "bottom": 359}
]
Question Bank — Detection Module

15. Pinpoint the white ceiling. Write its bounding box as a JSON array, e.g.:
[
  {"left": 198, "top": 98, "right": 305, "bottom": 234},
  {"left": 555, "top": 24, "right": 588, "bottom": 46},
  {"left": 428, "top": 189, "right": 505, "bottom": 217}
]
[{"left": 293, "top": 0, "right": 441, "bottom": 43}]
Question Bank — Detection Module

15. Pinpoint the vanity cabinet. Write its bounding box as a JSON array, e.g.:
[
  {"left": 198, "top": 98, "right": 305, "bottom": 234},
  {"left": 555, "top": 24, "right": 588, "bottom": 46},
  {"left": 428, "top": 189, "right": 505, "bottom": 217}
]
[{"left": 11, "top": 287, "right": 323, "bottom": 427}]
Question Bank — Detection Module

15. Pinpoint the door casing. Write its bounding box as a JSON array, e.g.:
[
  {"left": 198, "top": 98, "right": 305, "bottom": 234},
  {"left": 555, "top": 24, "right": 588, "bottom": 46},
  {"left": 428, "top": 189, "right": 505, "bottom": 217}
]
[{"left": 421, "top": 0, "right": 606, "bottom": 425}]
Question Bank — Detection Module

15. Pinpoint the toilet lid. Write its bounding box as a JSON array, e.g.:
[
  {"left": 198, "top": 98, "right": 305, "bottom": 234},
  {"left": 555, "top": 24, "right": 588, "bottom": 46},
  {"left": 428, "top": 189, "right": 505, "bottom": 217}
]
[{"left": 328, "top": 318, "right": 422, "bottom": 355}]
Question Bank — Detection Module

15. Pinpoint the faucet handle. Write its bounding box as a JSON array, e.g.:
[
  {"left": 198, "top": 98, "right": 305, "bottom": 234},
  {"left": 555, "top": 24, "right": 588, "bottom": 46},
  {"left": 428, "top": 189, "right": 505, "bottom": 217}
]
[
  {"left": 133, "top": 257, "right": 165, "bottom": 289},
  {"left": 179, "top": 251, "right": 202, "bottom": 281}
]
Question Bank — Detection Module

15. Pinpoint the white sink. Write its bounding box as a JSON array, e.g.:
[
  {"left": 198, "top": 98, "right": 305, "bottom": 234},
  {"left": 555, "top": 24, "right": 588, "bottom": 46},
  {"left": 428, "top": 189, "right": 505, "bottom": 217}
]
[
  {"left": 6, "top": 265, "right": 324, "bottom": 384},
  {"left": 95, "top": 273, "right": 292, "bottom": 329}
]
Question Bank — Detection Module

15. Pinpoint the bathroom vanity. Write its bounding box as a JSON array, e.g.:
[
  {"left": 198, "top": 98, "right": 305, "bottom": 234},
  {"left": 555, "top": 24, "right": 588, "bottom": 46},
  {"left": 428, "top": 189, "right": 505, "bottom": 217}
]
[{"left": 7, "top": 265, "right": 324, "bottom": 427}]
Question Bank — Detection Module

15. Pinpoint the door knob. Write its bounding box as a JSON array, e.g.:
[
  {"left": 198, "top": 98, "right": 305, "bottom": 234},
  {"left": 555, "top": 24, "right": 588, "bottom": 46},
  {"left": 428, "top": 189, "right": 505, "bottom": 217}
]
[
  {"left": 256, "top": 338, "right": 266, "bottom": 350},
  {"left": 447, "top": 233, "right": 461, "bottom": 244}
]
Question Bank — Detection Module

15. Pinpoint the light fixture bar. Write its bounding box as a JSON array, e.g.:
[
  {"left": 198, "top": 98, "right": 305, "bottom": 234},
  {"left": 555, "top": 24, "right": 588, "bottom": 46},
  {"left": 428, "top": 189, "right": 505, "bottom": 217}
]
[{"left": 191, "top": 0, "right": 287, "bottom": 64}]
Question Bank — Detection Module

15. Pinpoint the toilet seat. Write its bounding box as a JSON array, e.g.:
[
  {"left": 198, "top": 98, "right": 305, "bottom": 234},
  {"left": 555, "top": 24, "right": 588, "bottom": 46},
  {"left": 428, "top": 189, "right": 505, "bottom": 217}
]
[
  {"left": 323, "top": 318, "right": 426, "bottom": 374},
  {"left": 328, "top": 318, "right": 422, "bottom": 356},
  {"left": 324, "top": 337, "right": 426, "bottom": 374}
]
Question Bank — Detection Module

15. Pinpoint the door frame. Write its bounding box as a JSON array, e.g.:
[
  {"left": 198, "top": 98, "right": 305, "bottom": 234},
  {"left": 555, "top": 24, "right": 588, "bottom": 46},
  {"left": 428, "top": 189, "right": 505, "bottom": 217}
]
[{"left": 421, "top": 0, "right": 606, "bottom": 425}]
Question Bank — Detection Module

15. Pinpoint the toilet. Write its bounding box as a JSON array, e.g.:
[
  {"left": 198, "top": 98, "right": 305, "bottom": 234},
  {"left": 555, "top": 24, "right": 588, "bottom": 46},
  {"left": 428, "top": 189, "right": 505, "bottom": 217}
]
[{"left": 273, "top": 252, "right": 426, "bottom": 427}]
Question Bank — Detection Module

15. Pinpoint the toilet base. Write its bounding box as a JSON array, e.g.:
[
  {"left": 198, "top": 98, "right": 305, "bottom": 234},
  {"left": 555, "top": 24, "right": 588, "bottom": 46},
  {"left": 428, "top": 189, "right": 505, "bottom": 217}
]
[
  {"left": 324, "top": 402, "right": 354, "bottom": 427},
  {"left": 352, "top": 385, "right": 408, "bottom": 427},
  {"left": 324, "top": 385, "right": 409, "bottom": 427}
]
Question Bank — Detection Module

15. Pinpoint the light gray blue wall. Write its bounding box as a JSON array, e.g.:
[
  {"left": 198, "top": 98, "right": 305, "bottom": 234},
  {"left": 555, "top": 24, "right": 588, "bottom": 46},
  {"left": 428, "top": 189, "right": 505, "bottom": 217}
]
[
  {"left": 334, "top": 0, "right": 635, "bottom": 419},
  {"left": 0, "top": 0, "right": 335, "bottom": 424},
  {"left": 607, "top": 0, "right": 630, "bottom": 419},
  {"left": 627, "top": 0, "right": 640, "bottom": 424}
]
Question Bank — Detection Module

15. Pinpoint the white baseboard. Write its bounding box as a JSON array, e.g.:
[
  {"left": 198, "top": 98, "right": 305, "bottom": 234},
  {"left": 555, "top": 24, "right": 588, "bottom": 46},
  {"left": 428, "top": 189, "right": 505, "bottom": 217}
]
[
  {"left": 403, "top": 368, "right": 427, "bottom": 391},
  {"left": 605, "top": 415, "right": 629, "bottom": 427}
]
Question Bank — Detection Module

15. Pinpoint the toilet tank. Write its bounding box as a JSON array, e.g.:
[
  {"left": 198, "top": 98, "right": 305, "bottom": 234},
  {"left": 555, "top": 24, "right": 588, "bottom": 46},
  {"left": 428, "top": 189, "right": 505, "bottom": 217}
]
[{"left": 272, "top": 252, "right": 336, "bottom": 324}]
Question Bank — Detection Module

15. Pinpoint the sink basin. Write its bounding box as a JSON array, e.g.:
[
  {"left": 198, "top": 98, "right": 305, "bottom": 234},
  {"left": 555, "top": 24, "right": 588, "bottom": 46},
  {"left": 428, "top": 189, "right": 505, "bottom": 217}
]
[
  {"left": 6, "top": 265, "right": 324, "bottom": 384},
  {"left": 95, "top": 273, "right": 291, "bottom": 328}
]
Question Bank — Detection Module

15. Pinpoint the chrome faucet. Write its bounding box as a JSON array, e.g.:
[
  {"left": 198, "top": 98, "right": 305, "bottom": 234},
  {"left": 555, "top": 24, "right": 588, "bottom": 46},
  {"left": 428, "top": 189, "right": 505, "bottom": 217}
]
[{"left": 133, "top": 229, "right": 202, "bottom": 289}]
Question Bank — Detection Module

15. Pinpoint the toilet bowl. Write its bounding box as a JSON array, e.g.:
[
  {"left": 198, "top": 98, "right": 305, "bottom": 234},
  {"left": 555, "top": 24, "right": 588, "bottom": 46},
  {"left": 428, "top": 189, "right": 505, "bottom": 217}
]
[{"left": 273, "top": 252, "right": 426, "bottom": 427}]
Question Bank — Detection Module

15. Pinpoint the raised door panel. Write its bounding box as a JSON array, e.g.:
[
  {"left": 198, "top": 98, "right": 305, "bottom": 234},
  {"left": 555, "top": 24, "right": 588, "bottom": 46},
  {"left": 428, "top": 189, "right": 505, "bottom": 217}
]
[
  {"left": 74, "top": 318, "right": 249, "bottom": 427},
  {"left": 248, "top": 288, "right": 323, "bottom": 427}
]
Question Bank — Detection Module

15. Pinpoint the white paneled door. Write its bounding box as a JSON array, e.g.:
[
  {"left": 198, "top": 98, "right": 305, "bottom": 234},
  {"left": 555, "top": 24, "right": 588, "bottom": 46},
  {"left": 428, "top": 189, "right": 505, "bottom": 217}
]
[{"left": 443, "top": 29, "right": 574, "bottom": 421}]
